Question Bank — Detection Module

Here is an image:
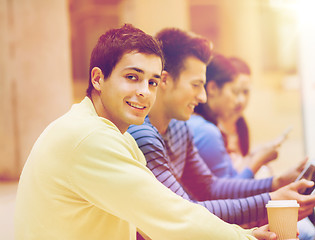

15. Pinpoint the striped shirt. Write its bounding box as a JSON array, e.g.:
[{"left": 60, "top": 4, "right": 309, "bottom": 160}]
[{"left": 128, "top": 116, "right": 273, "bottom": 225}]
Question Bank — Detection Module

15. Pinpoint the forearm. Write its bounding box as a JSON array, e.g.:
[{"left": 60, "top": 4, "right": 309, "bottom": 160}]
[
  {"left": 207, "top": 177, "right": 273, "bottom": 200},
  {"left": 198, "top": 193, "right": 270, "bottom": 225},
  {"left": 248, "top": 148, "right": 278, "bottom": 174},
  {"left": 145, "top": 151, "right": 271, "bottom": 225}
]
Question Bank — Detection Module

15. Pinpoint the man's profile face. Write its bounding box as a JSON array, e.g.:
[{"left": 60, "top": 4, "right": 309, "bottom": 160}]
[
  {"left": 97, "top": 52, "right": 162, "bottom": 132},
  {"left": 164, "top": 56, "right": 207, "bottom": 121}
]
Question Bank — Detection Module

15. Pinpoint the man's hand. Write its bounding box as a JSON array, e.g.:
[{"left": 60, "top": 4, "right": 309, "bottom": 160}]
[
  {"left": 252, "top": 225, "right": 276, "bottom": 240},
  {"left": 270, "top": 179, "right": 315, "bottom": 220},
  {"left": 252, "top": 224, "right": 299, "bottom": 240},
  {"left": 271, "top": 158, "right": 308, "bottom": 191}
]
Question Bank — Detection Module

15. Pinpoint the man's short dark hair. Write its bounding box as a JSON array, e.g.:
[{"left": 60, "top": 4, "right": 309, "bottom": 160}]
[
  {"left": 155, "top": 28, "right": 212, "bottom": 80},
  {"left": 86, "top": 24, "right": 164, "bottom": 97}
]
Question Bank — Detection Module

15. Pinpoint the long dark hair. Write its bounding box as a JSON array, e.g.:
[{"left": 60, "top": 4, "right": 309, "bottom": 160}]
[
  {"left": 195, "top": 54, "right": 236, "bottom": 124},
  {"left": 230, "top": 57, "right": 251, "bottom": 156},
  {"left": 195, "top": 53, "right": 250, "bottom": 156}
]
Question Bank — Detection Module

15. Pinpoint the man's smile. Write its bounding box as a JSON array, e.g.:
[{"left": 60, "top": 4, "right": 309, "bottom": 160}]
[{"left": 126, "top": 101, "right": 147, "bottom": 110}]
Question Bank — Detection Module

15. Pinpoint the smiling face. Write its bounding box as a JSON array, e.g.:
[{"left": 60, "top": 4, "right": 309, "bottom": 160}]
[
  {"left": 91, "top": 52, "right": 162, "bottom": 133},
  {"left": 209, "top": 73, "right": 251, "bottom": 122},
  {"left": 163, "top": 56, "right": 207, "bottom": 121}
]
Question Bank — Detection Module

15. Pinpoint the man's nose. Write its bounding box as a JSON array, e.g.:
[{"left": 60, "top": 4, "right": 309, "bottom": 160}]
[
  {"left": 136, "top": 81, "right": 150, "bottom": 97},
  {"left": 197, "top": 87, "right": 207, "bottom": 103}
]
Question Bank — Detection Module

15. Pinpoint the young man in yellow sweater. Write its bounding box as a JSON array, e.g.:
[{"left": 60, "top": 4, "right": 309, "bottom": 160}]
[{"left": 15, "top": 24, "right": 289, "bottom": 240}]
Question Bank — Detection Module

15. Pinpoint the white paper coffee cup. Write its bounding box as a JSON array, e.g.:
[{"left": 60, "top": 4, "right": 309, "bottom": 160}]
[{"left": 266, "top": 200, "right": 299, "bottom": 240}]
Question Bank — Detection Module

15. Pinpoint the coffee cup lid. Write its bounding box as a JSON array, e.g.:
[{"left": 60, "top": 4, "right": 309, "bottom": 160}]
[{"left": 266, "top": 200, "right": 300, "bottom": 208}]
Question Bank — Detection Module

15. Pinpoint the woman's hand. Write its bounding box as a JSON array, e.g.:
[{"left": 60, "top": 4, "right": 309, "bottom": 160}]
[
  {"left": 249, "top": 146, "right": 278, "bottom": 173},
  {"left": 249, "top": 126, "right": 292, "bottom": 174}
]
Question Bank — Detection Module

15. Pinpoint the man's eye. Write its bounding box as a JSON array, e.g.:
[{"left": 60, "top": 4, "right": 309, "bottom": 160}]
[
  {"left": 126, "top": 75, "right": 137, "bottom": 80},
  {"left": 193, "top": 84, "right": 201, "bottom": 88},
  {"left": 149, "top": 80, "right": 159, "bottom": 87}
]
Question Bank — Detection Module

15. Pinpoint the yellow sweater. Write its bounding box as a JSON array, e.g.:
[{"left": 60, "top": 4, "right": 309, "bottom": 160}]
[{"left": 15, "top": 97, "right": 258, "bottom": 240}]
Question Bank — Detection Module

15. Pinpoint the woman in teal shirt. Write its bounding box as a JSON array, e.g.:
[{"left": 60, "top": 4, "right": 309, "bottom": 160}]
[
  {"left": 187, "top": 53, "right": 315, "bottom": 240},
  {"left": 187, "top": 53, "right": 279, "bottom": 179}
]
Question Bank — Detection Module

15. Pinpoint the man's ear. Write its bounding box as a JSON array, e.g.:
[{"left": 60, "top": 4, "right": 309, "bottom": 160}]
[
  {"left": 159, "top": 70, "right": 172, "bottom": 90},
  {"left": 206, "top": 81, "right": 219, "bottom": 97},
  {"left": 91, "top": 67, "right": 103, "bottom": 91}
]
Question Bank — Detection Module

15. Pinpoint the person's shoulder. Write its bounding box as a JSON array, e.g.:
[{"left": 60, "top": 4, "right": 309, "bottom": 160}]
[
  {"left": 187, "top": 115, "right": 207, "bottom": 128},
  {"left": 169, "top": 119, "right": 189, "bottom": 136},
  {"left": 61, "top": 112, "right": 118, "bottom": 139},
  {"left": 74, "top": 123, "right": 136, "bottom": 158},
  {"left": 127, "top": 120, "right": 164, "bottom": 147},
  {"left": 187, "top": 115, "right": 217, "bottom": 133},
  {"left": 128, "top": 123, "right": 154, "bottom": 133},
  {"left": 127, "top": 118, "right": 159, "bottom": 137},
  {"left": 53, "top": 100, "right": 123, "bottom": 145}
]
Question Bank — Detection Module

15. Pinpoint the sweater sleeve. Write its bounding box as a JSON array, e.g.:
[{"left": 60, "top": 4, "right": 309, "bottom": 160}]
[
  {"left": 188, "top": 118, "right": 255, "bottom": 179},
  {"left": 68, "top": 127, "right": 259, "bottom": 240},
  {"left": 239, "top": 167, "right": 255, "bottom": 179},
  {"left": 128, "top": 124, "right": 272, "bottom": 225}
]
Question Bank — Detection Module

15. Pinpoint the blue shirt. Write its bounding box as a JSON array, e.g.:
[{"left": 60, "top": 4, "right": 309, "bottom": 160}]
[
  {"left": 187, "top": 114, "right": 254, "bottom": 179},
  {"left": 128, "top": 116, "right": 272, "bottom": 225}
]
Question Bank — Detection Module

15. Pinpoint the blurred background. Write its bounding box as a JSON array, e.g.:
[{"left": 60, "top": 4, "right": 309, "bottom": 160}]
[{"left": 1, "top": 0, "right": 315, "bottom": 239}]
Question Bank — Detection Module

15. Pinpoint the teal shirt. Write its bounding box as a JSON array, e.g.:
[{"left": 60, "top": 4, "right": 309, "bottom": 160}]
[{"left": 187, "top": 114, "right": 254, "bottom": 179}]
